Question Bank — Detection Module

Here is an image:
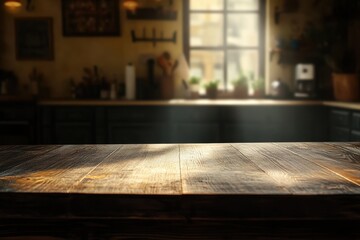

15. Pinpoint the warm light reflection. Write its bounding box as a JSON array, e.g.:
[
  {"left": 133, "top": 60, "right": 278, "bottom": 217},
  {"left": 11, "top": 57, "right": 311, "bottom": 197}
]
[
  {"left": 4, "top": 0, "right": 22, "bottom": 8},
  {"left": 267, "top": 170, "right": 295, "bottom": 187},
  {"left": 123, "top": 0, "right": 138, "bottom": 11}
]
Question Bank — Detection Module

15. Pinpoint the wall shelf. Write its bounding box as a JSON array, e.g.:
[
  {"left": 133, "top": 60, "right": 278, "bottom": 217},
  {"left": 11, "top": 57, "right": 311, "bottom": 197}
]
[{"left": 131, "top": 29, "right": 177, "bottom": 47}]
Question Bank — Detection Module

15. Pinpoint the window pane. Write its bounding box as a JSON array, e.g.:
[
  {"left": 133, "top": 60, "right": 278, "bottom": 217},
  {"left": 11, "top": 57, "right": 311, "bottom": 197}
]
[
  {"left": 227, "top": 50, "right": 258, "bottom": 89},
  {"left": 190, "top": 13, "right": 224, "bottom": 47},
  {"left": 227, "top": 0, "right": 259, "bottom": 11},
  {"left": 190, "top": 0, "right": 223, "bottom": 11},
  {"left": 227, "top": 14, "right": 258, "bottom": 47},
  {"left": 190, "top": 51, "right": 224, "bottom": 88}
]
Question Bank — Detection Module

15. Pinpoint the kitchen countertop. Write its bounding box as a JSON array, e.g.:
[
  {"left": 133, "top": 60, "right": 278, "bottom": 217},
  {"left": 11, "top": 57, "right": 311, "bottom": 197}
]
[
  {"left": 0, "top": 95, "right": 357, "bottom": 110},
  {"left": 0, "top": 143, "right": 359, "bottom": 238},
  {"left": 323, "top": 101, "right": 360, "bottom": 111},
  {"left": 37, "top": 99, "right": 360, "bottom": 110},
  {"left": 38, "top": 99, "right": 323, "bottom": 106}
]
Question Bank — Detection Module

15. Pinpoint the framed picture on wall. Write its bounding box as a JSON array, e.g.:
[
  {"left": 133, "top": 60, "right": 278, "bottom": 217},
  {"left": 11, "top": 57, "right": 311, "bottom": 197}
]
[
  {"left": 62, "top": 0, "right": 120, "bottom": 36},
  {"left": 126, "top": 0, "right": 177, "bottom": 21},
  {"left": 15, "top": 18, "right": 54, "bottom": 61}
]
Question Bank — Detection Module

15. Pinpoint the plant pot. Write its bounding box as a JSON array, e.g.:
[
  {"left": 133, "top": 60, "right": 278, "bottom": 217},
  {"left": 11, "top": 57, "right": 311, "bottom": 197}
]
[
  {"left": 253, "top": 89, "right": 265, "bottom": 99},
  {"left": 233, "top": 86, "right": 248, "bottom": 99},
  {"left": 206, "top": 88, "right": 218, "bottom": 99},
  {"left": 332, "top": 73, "right": 359, "bottom": 102},
  {"left": 189, "top": 84, "right": 200, "bottom": 99},
  {"left": 160, "top": 75, "right": 174, "bottom": 100}
]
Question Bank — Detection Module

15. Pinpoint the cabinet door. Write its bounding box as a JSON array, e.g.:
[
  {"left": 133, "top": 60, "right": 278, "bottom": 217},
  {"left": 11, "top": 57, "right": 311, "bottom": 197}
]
[
  {"left": 330, "top": 127, "right": 350, "bottom": 142},
  {"left": 108, "top": 123, "right": 172, "bottom": 144},
  {"left": 55, "top": 122, "right": 94, "bottom": 144},
  {"left": 351, "top": 131, "right": 360, "bottom": 141},
  {"left": 331, "top": 110, "right": 350, "bottom": 128},
  {"left": 329, "top": 109, "right": 351, "bottom": 142},
  {"left": 0, "top": 121, "right": 32, "bottom": 144},
  {"left": 352, "top": 112, "right": 360, "bottom": 131},
  {"left": 174, "top": 123, "right": 220, "bottom": 143},
  {"left": 0, "top": 104, "right": 35, "bottom": 145},
  {"left": 221, "top": 106, "right": 297, "bottom": 142},
  {"left": 222, "top": 123, "right": 295, "bottom": 142}
]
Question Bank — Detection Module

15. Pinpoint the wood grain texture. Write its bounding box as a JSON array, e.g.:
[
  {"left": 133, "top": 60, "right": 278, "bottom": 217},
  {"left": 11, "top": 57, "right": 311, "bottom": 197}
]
[
  {"left": 180, "top": 144, "right": 288, "bottom": 194},
  {"left": 0, "top": 143, "right": 359, "bottom": 239},
  {"left": 0, "top": 145, "right": 60, "bottom": 172},
  {"left": 275, "top": 143, "right": 360, "bottom": 186},
  {"left": 70, "top": 144, "right": 181, "bottom": 194},
  {"left": 0, "top": 145, "right": 119, "bottom": 192},
  {"left": 0, "top": 144, "right": 359, "bottom": 195},
  {"left": 232, "top": 143, "right": 360, "bottom": 194}
]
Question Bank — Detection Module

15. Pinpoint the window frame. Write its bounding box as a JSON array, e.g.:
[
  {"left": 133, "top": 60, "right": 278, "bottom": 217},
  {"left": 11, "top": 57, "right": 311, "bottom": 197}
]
[{"left": 183, "top": 0, "right": 266, "bottom": 90}]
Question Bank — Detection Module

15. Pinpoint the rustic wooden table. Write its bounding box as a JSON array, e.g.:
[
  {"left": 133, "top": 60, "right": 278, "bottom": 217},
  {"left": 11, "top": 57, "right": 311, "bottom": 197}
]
[{"left": 0, "top": 143, "right": 359, "bottom": 239}]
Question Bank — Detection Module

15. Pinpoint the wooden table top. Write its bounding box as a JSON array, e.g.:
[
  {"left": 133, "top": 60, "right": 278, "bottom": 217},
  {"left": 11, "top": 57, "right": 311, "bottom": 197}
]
[
  {"left": 0, "top": 143, "right": 359, "bottom": 195},
  {"left": 0, "top": 143, "right": 359, "bottom": 221}
]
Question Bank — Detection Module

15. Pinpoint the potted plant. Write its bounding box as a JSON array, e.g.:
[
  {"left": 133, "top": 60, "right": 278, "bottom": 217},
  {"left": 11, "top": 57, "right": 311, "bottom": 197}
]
[
  {"left": 232, "top": 72, "right": 248, "bottom": 98},
  {"left": 252, "top": 77, "right": 265, "bottom": 98},
  {"left": 205, "top": 80, "right": 220, "bottom": 99},
  {"left": 188, "top": 76, "right": 201, "bottom": 98},
  {"left": 315, "top": 0, "right": 360, "bottom": 101}
]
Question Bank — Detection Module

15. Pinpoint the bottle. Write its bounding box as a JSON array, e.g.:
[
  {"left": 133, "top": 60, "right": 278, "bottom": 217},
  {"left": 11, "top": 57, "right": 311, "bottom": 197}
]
[
  {"left": 100, "top": 76, "right": 110, "bottom": 100},
  {"left": 69, "top": 79, "right": 77, "bottom": 99},
  {"left": 125, "top": 63, "right": 136, "bottom": 100},
  {"left": 110, "top": 76, "right": 117, "bottom": 100},
  {"left": 0, "top": 79, "right": 7, "bottom": 95}
]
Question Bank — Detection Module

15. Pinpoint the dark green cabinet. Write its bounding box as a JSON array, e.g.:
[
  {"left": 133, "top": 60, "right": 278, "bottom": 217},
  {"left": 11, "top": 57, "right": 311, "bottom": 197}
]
[
  {"left": 108, "top": 123, "right": 172, "bottom": 144},
  {"left": 172, "top": 107, "right": 220, "bottom": 143},
  {"left": 0, "top": 101, "right": 35, "bottom": 145},
  {"left": 40, "top": 107, "right": 96, "bottom": 144},
  {"left": 174, "top": 123, "right": 220, "bottom": 143},
  {"left": 330, "top": 109, "right": 350, "bottom": 142},
  {"left": 329, "top": 108, "right": 360, "bottom": 142},
  {"left": 39, "top": 105, "right": 330, "bottom": 144},
  {"left": 351, "top": 130, "right": 360, "bottom": 141},
  {"left": 220, "top": 106, "right": 327, "bottom": 142},
  {"left": 54, "top": 122, "right": 94, "bottom": 144},
  {"left": 107, "top": 107, "right": 173, "bottom": 144}
]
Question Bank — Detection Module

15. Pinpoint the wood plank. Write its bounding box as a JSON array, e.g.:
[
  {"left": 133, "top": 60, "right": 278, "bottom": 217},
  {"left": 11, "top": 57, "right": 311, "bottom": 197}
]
[
  {"left": 274, "top": 143, "right": 360, "bottom": 186},
  {"left": 0, "top": 145, "right": 60, "bottom": 152},
  {"left": 0, "top": 146, "right": 61, "bottom": 170},
  {"left": 0, "top": 145, "right": 119, "bottom": 193},
  {"left": 232, "top": 143, "right": 360, "bottom": 194},
  {"left": 180, "top": 144, "right": 288, "bottom": 194},
  {"left": 327, "top": 142, "right": 360, "bottom": 156},
  {"left": 70, "top": 144, "right": 181, "bottom": 195}
]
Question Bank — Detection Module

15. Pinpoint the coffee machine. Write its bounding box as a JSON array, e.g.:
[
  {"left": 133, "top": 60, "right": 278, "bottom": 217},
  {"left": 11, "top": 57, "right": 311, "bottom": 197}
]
[{"left": 294, "top": 64, "right": 316, "bottom": 99}]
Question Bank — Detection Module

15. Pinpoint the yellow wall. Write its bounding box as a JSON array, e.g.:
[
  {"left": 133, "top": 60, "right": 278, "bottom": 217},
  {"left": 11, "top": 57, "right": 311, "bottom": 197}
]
[
  {"left": 0, "top": 0, "right": 183, "bottom": 98},
  {"left": 0, "top": 0, "right": 339, "bottom": 98},
  {"left": 265, "top": 0, "right": 325, "bottom": 93}
]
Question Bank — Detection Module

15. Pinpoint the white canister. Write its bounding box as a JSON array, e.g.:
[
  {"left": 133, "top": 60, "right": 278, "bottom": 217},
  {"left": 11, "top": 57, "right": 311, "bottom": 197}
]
[{"left": 125, "top": 63, "right": 136, "bottom": 100}]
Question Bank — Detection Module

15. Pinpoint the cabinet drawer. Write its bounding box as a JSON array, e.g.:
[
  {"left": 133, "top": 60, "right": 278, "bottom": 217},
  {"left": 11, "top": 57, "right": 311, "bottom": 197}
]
[
  {"left": 173, "top": 107, "right": 218, "bottom": 123},
  {"left": 330, "top": 110, "right": 350, "bottom": 128},
  {"left": 55, "top": 108, "right": 93, "bottom": 122},
  {"left": 55, "top": 122, "right": 94, "bottom": 144},
  {"left": 330, "top": 127, "right": 350, "bottom": 142},
  {"left": 352, "top": 112, "right": 360, "bottom": 131},
  {"left": 108, "top": 123, "right": 172, "bottom": 144},
  {"left": 0, "top": 106, "right": 33, "bottom": 121},
  {"left": 351, "top": 130, "right": 360, "bottom": 141},
  {"left": 174, "top": 123, "right": 219, "bottom": 143},
  {"left": 221, "top": 106, "right": 295, "bottom": 123},
  {"left": 108, "top": 107, "right": 170, "bottom": 122}
]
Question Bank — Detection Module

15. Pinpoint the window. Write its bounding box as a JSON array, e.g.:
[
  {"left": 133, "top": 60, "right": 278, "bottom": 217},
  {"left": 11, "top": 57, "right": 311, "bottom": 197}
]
[{"left": 184, "top": 0, "right": 265, "bottom": 91}]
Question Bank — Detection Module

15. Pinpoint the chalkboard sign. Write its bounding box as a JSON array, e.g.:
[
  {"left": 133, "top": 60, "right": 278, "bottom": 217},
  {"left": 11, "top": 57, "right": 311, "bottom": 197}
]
[
  {"left": 15, "top": 18, "right": 54, "bottom": 60},
  {"left": 62, "top": 0, "right": 120, "bottom": 36}
]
